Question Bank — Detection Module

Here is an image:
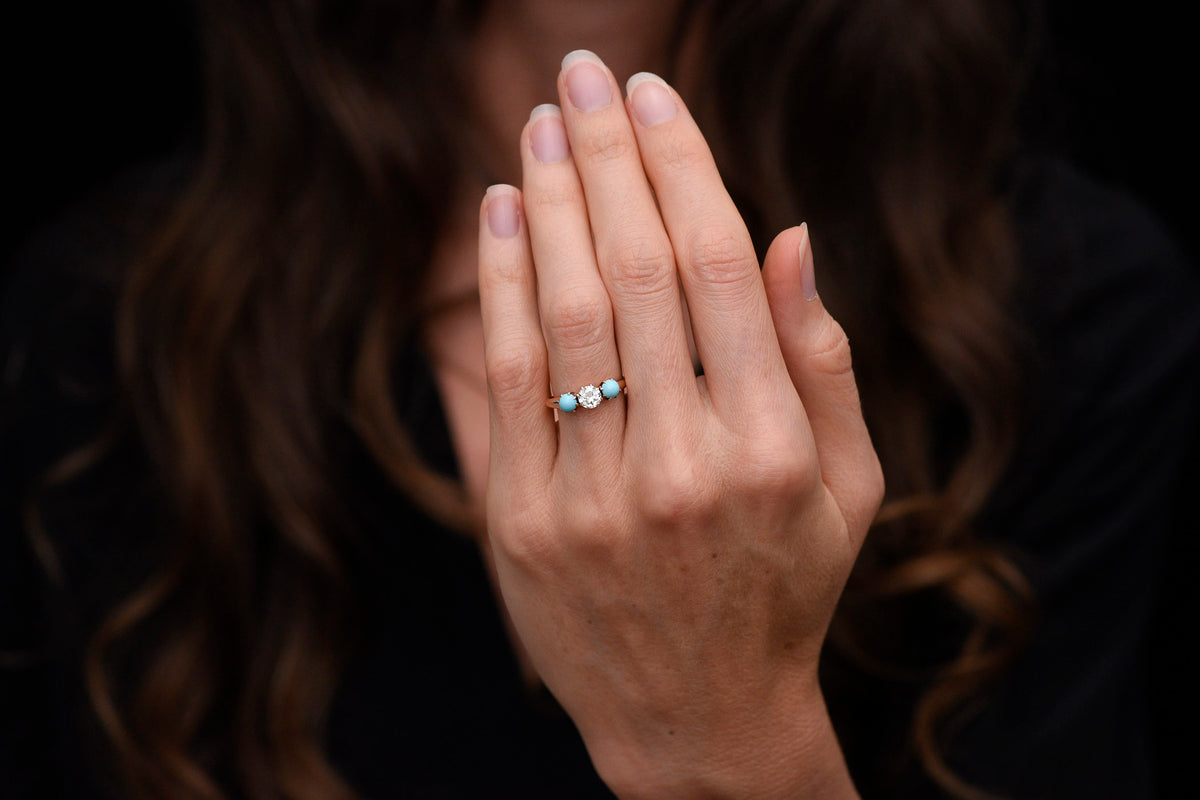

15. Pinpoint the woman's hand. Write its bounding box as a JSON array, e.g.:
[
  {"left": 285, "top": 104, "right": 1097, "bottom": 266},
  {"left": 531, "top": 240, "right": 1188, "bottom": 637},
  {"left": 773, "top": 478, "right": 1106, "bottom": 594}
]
[{"left": 477, "top": 50, "right": 883, "bottom": 799}]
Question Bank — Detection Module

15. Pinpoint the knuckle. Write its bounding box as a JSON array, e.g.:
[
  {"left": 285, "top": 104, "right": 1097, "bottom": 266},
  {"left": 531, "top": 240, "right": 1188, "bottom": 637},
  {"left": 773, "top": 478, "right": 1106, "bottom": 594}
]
[
  {"left": 686, "top": 230, "right": 758, "bottom": 288},
  {"left": 844, "top": 452, "right": 886, "bottom": 543},
  {"left": 504, "top": 498, "right": 616, "bottom": 567},
  {"left": 606, "top": 237, "right": 675, "bottom": 297},
  {"left": 528, "top": 181, "right": 580, "bottom": 212},
  {"left": 479, "top": 248, "right": 529, "bottom": 293},
  {"left": 657, "top": 134, "right": 708, "bottom": 172},
  {"left": 541, "top": 289, "right": 612, "bottom": 354},
  {"left": 578, "top": 126, "right": 634, "bottom": 164},
  {"left": 638, "top": 453, "right": 711, "bottom": 526},
  {"left": 807, "top": 316, "right": 855, "bottom": 379},
  {"left": 485, "top": 340, "right": 543, "bottom": 394},
  {"left": 739, "top": 436, "right": 819, "bottom": 500},
  {"left": 563, "top": 517, "right": 623, "bottom": 563},
  {"left": 496, "top": 523, "right": 560, "bottom": 571}
]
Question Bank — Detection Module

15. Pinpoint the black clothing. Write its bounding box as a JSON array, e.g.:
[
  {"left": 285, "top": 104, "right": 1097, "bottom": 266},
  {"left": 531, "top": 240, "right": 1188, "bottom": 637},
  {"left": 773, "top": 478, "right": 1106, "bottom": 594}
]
[{"left": 3, "top": 158, "right": 1198, "bottom": 799}]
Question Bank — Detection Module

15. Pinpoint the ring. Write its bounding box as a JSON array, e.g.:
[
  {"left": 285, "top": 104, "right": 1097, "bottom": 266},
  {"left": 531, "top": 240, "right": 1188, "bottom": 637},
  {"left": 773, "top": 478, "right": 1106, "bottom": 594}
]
[{"left": 546, "top": 377, "right": 626, "bottom": 415}]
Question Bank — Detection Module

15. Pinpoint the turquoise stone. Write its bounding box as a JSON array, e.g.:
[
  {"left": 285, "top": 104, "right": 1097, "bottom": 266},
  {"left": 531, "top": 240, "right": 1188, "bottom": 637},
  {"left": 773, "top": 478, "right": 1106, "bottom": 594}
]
[
  {"left": 558, "top": 393, "right": 577, "bottom": 412},
  {"left": 601, "top": 379, "right": 620, "bottom": 399}
]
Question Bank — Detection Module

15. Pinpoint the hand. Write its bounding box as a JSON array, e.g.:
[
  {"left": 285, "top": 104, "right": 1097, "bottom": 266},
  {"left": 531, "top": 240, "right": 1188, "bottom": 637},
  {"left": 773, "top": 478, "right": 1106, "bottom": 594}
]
[{"left": 477, "top": 50, "right": 882, "bottom": 799}]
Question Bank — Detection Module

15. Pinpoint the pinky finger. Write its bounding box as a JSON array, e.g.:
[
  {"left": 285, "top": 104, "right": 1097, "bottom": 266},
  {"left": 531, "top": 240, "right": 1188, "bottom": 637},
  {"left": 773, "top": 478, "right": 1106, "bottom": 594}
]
[{"left": 479, "top": 185, "right": 556, "bottom": 494}]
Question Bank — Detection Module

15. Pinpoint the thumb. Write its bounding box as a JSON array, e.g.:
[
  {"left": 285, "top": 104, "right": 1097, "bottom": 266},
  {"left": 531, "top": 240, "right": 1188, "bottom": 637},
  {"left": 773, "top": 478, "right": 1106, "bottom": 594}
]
[{"left": 760, "top": 224, "right": 884, "bottom": 545}]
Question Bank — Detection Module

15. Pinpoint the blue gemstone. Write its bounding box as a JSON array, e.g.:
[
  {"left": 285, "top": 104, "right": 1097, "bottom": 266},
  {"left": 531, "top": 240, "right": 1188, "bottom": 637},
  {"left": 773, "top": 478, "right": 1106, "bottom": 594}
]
[
  {"left": 601, "top": 379, "right": 620, "bottom": 399},
  {"left": 558, "top": 393, "right": 577, "bottom": 412}
]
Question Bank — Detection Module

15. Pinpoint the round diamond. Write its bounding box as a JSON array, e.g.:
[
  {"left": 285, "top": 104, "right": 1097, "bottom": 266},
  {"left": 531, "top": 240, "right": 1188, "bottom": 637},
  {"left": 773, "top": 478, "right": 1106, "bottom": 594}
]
[{"left": 577, "top": 384, "right": 602, "bottom": 409}]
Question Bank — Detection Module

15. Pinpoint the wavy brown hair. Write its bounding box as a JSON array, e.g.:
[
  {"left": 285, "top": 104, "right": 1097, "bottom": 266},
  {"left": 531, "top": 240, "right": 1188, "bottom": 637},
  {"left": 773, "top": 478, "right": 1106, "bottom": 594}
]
[{"left": 44, "top": 0, "right": 1035, "bottom": 798}]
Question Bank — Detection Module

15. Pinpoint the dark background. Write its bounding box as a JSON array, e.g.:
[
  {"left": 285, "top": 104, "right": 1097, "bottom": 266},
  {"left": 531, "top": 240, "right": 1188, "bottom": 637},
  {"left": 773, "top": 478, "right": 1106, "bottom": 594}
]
[
  {"left": 5, "top": 1, "right": 1197, "bottom": 271},
  {"left": 4, "top": 0, "right": 1196, "bottom": 796},
  {"left": 6, "top": 1, "right": 200, "bottom": 267}
]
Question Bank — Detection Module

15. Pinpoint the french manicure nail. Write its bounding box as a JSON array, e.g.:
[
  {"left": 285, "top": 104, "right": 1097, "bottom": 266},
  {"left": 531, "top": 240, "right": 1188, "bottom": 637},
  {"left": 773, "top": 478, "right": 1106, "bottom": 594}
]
[
  {"left": 530, "top": 104, "right": 569, "bottom": 164},
  {"left": 562, "top": 49, "right": 612, "bottom": 112},
  {"left": 627, "top": 72, "right": 677, "bottom": 127},
  {"left": 799, "top": 222, "right": 818, "bottom": 301},
  {"left": 486, "top": 186, "right": 520, "bottom": 239}
]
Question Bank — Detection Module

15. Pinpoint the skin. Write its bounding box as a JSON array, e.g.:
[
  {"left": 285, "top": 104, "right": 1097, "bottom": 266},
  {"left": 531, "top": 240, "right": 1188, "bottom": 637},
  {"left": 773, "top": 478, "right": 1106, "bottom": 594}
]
[
  {"left": 425, "top": 4, "right": 884, "bottom": 796},
  {"left": 475, "top": 53, "right": 883, "bottom": 798}
]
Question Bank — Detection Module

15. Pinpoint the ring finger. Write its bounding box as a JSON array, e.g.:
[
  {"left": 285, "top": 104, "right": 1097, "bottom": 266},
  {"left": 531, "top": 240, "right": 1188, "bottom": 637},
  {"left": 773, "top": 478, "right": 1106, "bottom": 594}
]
[{"left": 522, "top": 103, "right": 627, "bottom": 464}]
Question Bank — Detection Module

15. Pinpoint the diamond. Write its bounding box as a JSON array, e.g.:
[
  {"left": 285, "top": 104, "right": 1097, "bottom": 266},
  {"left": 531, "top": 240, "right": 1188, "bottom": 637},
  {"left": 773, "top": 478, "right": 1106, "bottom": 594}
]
[{"left": 578, "top": 384, "right": 602, "bottom": 409}]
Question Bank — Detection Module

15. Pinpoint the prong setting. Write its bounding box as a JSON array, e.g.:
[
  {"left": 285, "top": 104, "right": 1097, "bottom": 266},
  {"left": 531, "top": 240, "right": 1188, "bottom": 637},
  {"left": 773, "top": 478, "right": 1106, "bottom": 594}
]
[{"left": 548, "top": 378, "right": 626, "bottom": 414}]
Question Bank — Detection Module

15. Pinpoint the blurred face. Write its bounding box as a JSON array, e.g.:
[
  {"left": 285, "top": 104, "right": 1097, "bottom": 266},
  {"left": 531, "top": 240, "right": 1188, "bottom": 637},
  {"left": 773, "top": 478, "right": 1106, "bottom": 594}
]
[
  {"left": 475, "top": 0, "right": 695, "bottom": 92},
  {"left": 480, "top": 0, "right": 689, "bottom": 57}
]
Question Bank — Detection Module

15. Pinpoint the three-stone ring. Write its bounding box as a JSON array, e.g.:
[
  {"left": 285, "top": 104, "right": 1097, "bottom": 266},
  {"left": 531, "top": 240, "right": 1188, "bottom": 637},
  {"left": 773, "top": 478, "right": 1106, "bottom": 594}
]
[{"left": 546, "top": 378, "right": 626, "bottom": 419}]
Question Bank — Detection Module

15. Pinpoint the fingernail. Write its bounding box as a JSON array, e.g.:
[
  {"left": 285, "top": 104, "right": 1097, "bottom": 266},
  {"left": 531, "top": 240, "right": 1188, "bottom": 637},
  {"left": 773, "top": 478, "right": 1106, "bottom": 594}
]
[
  {"left": 562, "top": 50, "right": 612, "bottom": 112},
  {"left": 626, "top": 72, "right": 677, "bottom": 127},
  {"left": 799, "top": 222, "right": 817, "bottom": 301},
  {"left": 486, "top": 185, "right": 520, "bottom": 239},
  {"left": 529, "top": 104, "right": 569, "bottom": 164}
]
